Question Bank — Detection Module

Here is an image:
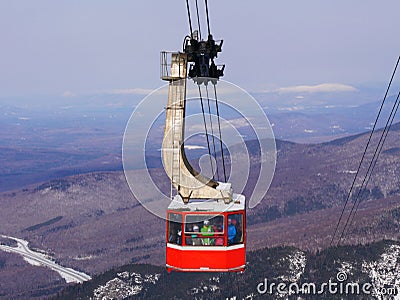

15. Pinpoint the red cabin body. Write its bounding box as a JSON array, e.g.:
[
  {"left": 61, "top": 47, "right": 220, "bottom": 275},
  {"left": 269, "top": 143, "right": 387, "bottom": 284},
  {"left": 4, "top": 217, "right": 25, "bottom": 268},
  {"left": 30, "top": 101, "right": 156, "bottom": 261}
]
[{"left": 166, "top": 194, "right": 246, "bottom": 272}]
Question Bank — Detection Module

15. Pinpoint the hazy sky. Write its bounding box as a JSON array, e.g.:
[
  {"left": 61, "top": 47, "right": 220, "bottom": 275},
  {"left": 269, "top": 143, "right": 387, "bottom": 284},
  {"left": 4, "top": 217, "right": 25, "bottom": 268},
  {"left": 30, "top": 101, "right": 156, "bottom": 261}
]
[{"left": 1, "top": 1, "right": 399, "bottom": 98}]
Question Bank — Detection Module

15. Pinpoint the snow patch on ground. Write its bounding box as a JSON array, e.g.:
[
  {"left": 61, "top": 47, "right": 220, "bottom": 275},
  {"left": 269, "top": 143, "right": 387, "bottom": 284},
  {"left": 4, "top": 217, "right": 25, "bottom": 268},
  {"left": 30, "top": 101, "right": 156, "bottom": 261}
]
[
  {"left": 272, "top": 249, "right": 307, "bottom": 298},
  {"left": 92, "top": 271, "right": 161, "bottom": 300},
  {"left": 73, "top": 255, "right": 97, "bottom": 261},
  {"left": 23, "top": 257, "right": 42, "bottom": 267},
  {"left": 278, "top": 249, "right": 307, "bottom": 283},
  {"left": 337, "top": 260, "right": 354, "bottom": 277},
  {"left": 190, "top": 276, "right": 221, "bottom": 296},
  {"left": 340, "top": 170, "right": 357, "bottom": 174},
  {"left": 362, "top": 244, "right": 400, "bottom": 299}
]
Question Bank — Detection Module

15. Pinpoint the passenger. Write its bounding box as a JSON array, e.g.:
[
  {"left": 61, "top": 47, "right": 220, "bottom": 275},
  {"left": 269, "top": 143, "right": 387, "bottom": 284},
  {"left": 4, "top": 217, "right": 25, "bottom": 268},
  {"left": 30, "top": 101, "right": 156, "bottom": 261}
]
[
  {"left": 228, "top": 218, "right": 236, "bottom": 245},
  {"left": 201, "top": 220, "right": 214, "bottom": 245},
  {"left": 169, "top": 231, "right": 177, "bottom": 243},
  {"left": 214, "top": 225, "right": 224, "bottom": 246},
  {"left": 191, "top": 225, "right": 202, "bottom": 245},
  {"left": 177, "top": 229, "right": 182, "bottom": 245},
  {"left": 186, "top": 224, "right": 193, "bottom": 232},
  {"left": 169, "top": 223, "right": 181, "bottom": 244},
  {"left": 233, "top": 219, "right": 242, "bottom": 243},
  {"left": 185, "top": 225, "right": 192, "bottom": 245}
]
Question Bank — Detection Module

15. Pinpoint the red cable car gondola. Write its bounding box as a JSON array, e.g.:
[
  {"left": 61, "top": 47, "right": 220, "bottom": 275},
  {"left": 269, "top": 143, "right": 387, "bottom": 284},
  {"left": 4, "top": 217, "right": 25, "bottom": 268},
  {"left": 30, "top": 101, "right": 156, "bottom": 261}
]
[
  {"left": 161, "top": 1, "right": 246, "bottom": 273},
  {"left": 166, "top": 196, "right": 246, "bottom": 272}
]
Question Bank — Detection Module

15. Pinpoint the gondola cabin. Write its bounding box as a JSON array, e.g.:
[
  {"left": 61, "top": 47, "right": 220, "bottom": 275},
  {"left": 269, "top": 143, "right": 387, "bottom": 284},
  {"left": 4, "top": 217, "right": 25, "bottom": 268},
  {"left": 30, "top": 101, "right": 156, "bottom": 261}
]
[{"left": 166, "top": 194, "right": 246, "bottom": 272}]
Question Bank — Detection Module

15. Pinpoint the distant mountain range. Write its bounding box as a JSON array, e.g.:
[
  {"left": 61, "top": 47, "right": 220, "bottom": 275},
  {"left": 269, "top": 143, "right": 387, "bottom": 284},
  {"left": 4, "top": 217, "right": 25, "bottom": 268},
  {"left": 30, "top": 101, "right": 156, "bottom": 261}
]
[
  {"left": 1, "top": 88, "right": 399, "bottom": 192},
  {"left": 265, "top": 93, "right": 400, "bottom": 142}
]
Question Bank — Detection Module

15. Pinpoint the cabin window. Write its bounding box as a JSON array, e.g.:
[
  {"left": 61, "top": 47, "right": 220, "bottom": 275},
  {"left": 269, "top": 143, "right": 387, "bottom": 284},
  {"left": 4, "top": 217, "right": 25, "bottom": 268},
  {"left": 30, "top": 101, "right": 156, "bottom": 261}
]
[
  {"left": 228, "top": 213, "right": 244, "bottom": 245},
  {"left": 168, "top": 213, "right": 182, "bottom": 245},
  {"left": 184, "top": 214, "right": 224, "bottom": 246}
]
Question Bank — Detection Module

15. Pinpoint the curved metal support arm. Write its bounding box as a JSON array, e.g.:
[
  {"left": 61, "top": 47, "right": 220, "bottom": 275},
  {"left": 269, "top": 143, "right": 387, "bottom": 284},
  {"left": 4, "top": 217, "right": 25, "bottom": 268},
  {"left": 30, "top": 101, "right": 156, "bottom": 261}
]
[{"left": 161, "top": 53, "right": 232, "bottom": 203}]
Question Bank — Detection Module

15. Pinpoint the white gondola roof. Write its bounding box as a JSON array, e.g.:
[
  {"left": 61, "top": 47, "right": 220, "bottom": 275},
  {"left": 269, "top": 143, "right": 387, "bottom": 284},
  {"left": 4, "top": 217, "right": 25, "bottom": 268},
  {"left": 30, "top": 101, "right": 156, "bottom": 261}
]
[{"left": 167, "top": 193, "right": 245, "bottom": 212}]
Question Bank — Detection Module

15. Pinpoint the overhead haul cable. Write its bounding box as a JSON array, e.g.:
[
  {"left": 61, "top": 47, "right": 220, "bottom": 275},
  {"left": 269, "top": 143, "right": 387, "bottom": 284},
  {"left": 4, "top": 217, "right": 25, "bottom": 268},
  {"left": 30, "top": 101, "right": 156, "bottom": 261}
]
[
  {"left": 330, "top": 56, "right": 400, "bottom": 246},
  {"left": 198, "top": 85, "right": 216, "bottom": 179},
  {"left": 205, "top": 0, "right": 211, "bottom": 36},
  {"left": 213, "top": 84, "right": 227, "bottom": 182},
  {"left": 206, "top": 84, "right": 219, "bottom": 180},
  {"left": 185, "top": 0, "right": 193, "bottom": 37},
  {"left": 195, "top": 0, "right": 202, "bottom": 40},
  {"left": 339, "top": 87, "right": 400, "bottom": 244}
]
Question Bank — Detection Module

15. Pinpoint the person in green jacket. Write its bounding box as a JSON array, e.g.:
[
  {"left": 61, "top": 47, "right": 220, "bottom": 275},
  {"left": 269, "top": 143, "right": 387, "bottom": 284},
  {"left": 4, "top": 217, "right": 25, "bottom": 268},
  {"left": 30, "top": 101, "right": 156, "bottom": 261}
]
[{"left": 201, "top": 220, "right": 214, "bottom": 245}]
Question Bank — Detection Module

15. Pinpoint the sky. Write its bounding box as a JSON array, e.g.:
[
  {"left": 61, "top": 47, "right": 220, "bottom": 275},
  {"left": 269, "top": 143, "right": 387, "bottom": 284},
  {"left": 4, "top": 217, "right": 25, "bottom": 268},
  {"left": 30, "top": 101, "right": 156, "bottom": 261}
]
[{"left": 0, "top": 0, "right": 400, "bottom": 98}]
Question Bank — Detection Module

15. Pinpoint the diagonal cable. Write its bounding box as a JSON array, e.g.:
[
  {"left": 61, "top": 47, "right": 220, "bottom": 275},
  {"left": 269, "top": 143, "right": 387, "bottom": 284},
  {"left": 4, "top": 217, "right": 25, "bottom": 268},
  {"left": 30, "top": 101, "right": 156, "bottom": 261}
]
[
  {"left": 194, "top": 0, "right": 202, "bottom": 40},
  {"left": 205, "top": 84, "right": 219, "bottom": 180},
  {"left": 185, "top": 0, "right": 193, "bottom": 36},
  {"left": 204, "top": 0, "right": 211, "bottom": 36},
  {"left": 198, "top": 84, "right": 215, "bottom": 179},
  {"left": 213, "top": 83, "right": 227, "bottom": 182},
  {"left": 330, "top": 56, "right": 400, "bottom": 246},
  {"left": 339, "top": 89, "right": 400, "bottom": 243}
]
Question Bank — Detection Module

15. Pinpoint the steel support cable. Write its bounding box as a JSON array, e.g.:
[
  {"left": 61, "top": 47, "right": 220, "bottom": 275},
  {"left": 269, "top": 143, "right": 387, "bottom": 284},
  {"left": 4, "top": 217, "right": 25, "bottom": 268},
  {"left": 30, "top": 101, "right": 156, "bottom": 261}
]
[
  {"left": 347, "top": 92, "right": 400, "bottom": 233},
  {"left": 331, "top": 57, "right": 400, "bottom": 246},
  {"left": 204, "top": 0, "right": 211, "bottom": 36},
  {"left": 345, "top": 90, "right": 400, "bottom": 227},
  {"left": 198, "top": 84, "right": 215, "bottom": 179},
  {"left": 205, "top": 84, "right": 219, "bottom": 180},
  {"left": 330, "top": 56, "right": 400, "bottom": 246},
  {"left": 186, "top": 0, "right": 193, "bottom": 37},
  {"left": 339, "top": 89, "right": 400, "bottom": 244},
  {"left": 345, "top": 104, "right": 400, "bottom": 243},
  {"left": 195, "top": 0, "right": 202, "bottom": 40},
  {"left": 213, "top": 83, "right": 227, "bottom": 182}
]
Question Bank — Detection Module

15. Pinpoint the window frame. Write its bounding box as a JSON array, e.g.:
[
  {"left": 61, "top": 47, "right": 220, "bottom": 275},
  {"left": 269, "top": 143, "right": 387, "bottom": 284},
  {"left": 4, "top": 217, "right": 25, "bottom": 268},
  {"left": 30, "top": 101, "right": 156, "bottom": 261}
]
[
  {"left": 227, "top": 212, "right": 244, "bottom": 246},
  {"left": 167, "top": 212, "right": 183, "bottom": 245},
  {"left": 183, "top": 214, "right": 225, "bottom": 235}
]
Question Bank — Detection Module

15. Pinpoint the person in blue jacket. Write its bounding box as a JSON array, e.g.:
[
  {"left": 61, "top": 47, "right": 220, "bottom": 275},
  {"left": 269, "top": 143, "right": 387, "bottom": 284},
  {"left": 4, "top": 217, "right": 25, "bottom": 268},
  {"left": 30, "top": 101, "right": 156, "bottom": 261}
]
[{"left": 228, "top": 218, "right": 236, "bottom": 245}]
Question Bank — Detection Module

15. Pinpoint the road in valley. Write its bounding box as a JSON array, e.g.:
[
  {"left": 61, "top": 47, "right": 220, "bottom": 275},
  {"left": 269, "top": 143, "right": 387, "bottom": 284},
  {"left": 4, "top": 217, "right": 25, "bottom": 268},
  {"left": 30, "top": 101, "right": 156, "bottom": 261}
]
[{"left": 0, "top": 235, "right": 91, "bottom": 283}]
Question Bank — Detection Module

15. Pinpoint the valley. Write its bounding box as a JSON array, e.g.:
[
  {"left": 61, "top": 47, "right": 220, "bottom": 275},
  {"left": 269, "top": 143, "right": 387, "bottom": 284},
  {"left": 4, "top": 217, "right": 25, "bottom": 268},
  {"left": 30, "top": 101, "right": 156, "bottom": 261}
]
[{"left": 1, "top": 124, "right": 400, "bottom": 298}]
